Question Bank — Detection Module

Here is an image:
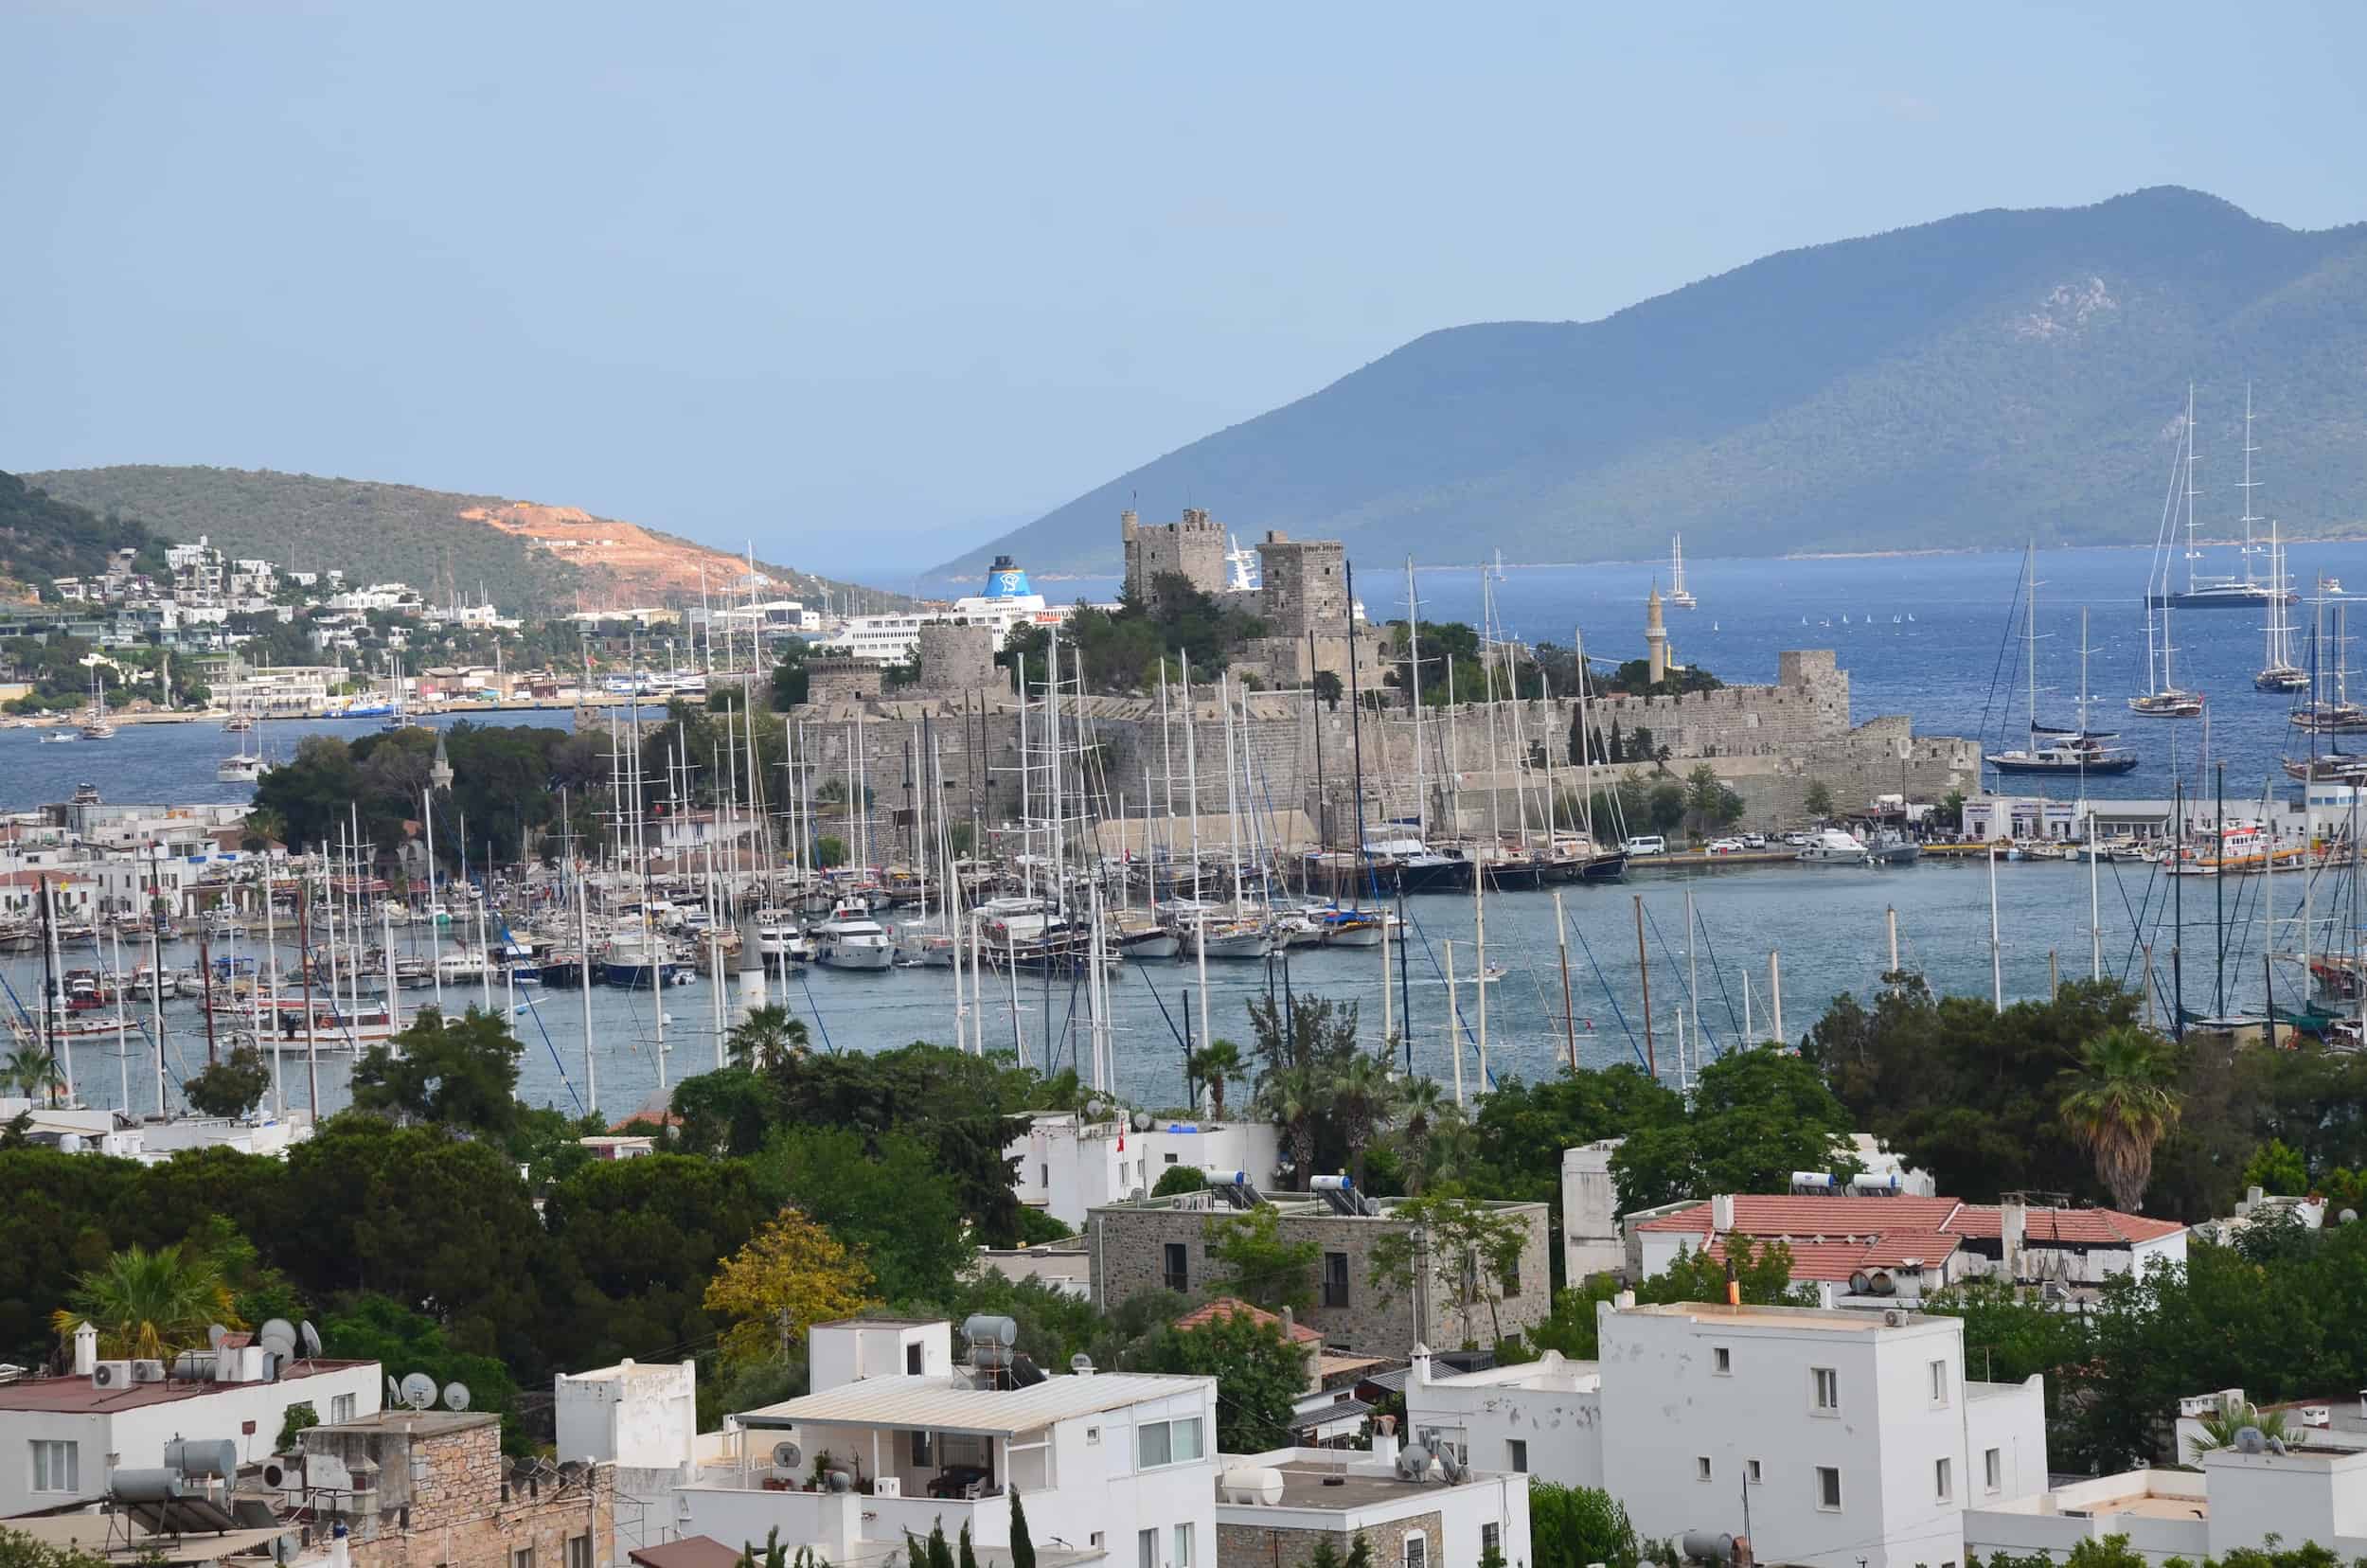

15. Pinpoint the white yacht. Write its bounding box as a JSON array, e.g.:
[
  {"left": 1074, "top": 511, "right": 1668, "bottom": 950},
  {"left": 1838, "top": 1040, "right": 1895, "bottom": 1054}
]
[
  {"left": 1795, "top": 829, "right": 1874, "bottom": 866},
  {"left": 813, "top": 902, "right": 894, "bottom": 971}
]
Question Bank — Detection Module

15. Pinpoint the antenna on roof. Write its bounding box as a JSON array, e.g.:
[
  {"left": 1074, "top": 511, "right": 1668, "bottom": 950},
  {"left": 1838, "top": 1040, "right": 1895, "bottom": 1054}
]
[
  {"left": 400, "top": 1373, "right": 437, "bottom": 1411},
  {"left": 299, "top": 1322, "right": 323, "bottom": 1360},
  {"left": 441, "top": 1382, "right": 472, "bottom": 1413}
]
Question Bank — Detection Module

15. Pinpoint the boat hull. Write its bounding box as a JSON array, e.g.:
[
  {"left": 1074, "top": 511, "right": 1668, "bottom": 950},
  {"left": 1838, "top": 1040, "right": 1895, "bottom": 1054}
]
[{"left": 1986, "top": 755, "right": 2141, "bottom": 776}]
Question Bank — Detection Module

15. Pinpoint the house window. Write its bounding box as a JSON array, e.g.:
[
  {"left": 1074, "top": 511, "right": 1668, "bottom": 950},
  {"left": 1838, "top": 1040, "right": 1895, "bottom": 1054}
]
[
  {"left": 912, "top": 1430, "right": 934, "bottom": 1468},
  {"left": 1501, "top": 1259, "right": 1522, "bottom": 1298},
  {"left": 1936, "top": 1457, "right": 1952, "bottom": 1502},
  {"left": 1747, "top": 1459, "right": 1762, "bottom": 1485},
  {"left": 1087, "top": 1427, "right": 1101, "bottom": 1446},
  {"left": 1137, "top": 1417, "right": 1203, "bottom": 1469},
  {"left": 1506, "top": 1439, "right": 1528, "bottom": 1473},
  {"left": 1165, "top": 1152, "right": 1180, "bottom": 1165},
  {"left": 1483, "top": 1524, "right": 1501, "bottom": 1559},
  {"left": 1816, "top": 1467, "right": 1842, "bottom": 1510},
  {"left": 1811, "top": 1366, "right": 1839, "bottom": 1412},
  {"left": 1697, "top": 1456, "right": 1713, "bottom": 1482},
  {"left": 330, "top": 1393, "right": 357, "bottom": 1422},
  {"left": 513, "top": 1548, "right": 536, "bottom": 1568},
  {"left": 1984, "top": 1447, "right": 2002, "bottom": 1493},
  {"left": 1163, "top": 1241, "right": 1189, "bottom": 1293},
  {"left": 1174, "top": 1523, "right": 1195, "bottom": 1568},
  {"left": 1323, "top": 1252, "right": 1351, "bottom": 1309},
  {"left": 1930, "top": 1359, "right": 1949, "bottom": 1406},
  {"left": 1040, "top": 1164, "right": 1049, "bottom": 1186},
  {"left": 1713, "top": 1346, "right": 1732, "bottom": 1375},
  {"left": 1138, "top": 1528, "right": 1157, "bottom": 1568},
  {"left": 1403, "top": 1532, "right": 1428, "bottom": 1568},
  {"left": 907, "top": 1344, "right": 925, "bottom": 1376},
  {"left": 567, "top": 1536, "right": 593, "bottom": 1568},
  {"left": 31, "top": 1440, "right": 78, "bottom": 1494}
]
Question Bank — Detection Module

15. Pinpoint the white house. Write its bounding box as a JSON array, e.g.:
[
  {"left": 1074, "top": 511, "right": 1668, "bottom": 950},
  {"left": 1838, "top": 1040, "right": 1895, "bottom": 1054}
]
[
  {"left": 557, "top": 1359, "right": 701, "bottom": 1561},
  {"left": 1405, "top": 1349, "right": 1604, "bottom": 1488},
  {"left": 1595, "top": 1301, "right": 2047, "bottom": 1568},
  {"left": 653, "top": 1318, "right": 1216, "bottom": 1566},
  {"left": 0, "top": 1329, "right": 382, "bottom": 1517},
  {"left": 1213, "top": 1435, "right": 1529, "bottom": 1568},
  {"left": 1967, "top": 1446, "right": 2367, "bottom": 1565},
  {"left": 1010, "top": 1113, "right": 1280, "bottom": 1229}
]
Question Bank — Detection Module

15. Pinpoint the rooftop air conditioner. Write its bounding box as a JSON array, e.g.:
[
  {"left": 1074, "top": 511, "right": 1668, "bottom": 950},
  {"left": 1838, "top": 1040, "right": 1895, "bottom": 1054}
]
[
  {"left": 92, "top": 1361, "right": 133, "bottom": 1391},
  {"left": 130, "top": 1360, "right": 167, "bottom": 1383}
]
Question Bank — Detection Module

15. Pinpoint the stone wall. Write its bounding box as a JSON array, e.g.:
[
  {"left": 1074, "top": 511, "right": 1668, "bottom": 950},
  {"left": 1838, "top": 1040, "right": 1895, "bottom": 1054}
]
[
  {"left": 1123, "top": 508, "right": 1228, "bottom": 607},
  {"left": 1086, "top": 1201, "right": 1551, "bottom": 1353},
  {"left": 911, "top": 622, "right": 998, "bottom": 695},
  {"left": 1216, "top": 1512, "right": 1440, "bottom": 1568},
  {"left": 806, "top": 658, "right": 882, "bottom": 706},
  {"left": 307, "top": 1417, "right": 614, "bottom": 1568}
]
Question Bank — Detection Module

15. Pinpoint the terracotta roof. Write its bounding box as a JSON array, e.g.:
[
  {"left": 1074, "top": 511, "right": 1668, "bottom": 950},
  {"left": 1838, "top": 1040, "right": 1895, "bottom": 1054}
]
[
  {"left": 1639, "top": 1194, "right": 2184, "bottom": 1248},
  {"left": 1696, "top": 1237, "right": 1953, "bottom": 1284},
  {"left": 630, "top": 1539, "right": 742, "bottom": 1568},
  {"left": 1174, "top": 1297, "right": 1321, "bottom": 1345}
]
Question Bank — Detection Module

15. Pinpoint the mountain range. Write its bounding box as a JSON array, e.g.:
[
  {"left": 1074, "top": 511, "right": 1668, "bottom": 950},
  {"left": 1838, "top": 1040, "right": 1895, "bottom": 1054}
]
[
  {"left": 932, "top": 187, "right": 2367, "bottom": 582},
  {"left": 20, "top": 466, "right": 910, "bottom": 615}
]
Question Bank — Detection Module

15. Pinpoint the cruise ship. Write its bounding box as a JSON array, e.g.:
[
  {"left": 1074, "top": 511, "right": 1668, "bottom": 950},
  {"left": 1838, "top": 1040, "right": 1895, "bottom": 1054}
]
[{"left": 823, "top": 556, "right": 1076, "bottom": 665}]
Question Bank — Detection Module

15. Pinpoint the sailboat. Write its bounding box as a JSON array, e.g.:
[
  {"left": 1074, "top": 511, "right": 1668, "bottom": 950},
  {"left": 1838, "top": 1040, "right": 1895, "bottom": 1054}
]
[
  {"left": 1667, "top": 535, "right": 1697, "bottom": 609},
  {"left": 2146, "top": 384, "right": 2296, "bottom": 611},
  {"left": 2256, "top": 518, "right": 2307, "bottom": 692},
  {"left": 2131, "top": 397, "right": 2206, "bottom": 718},
  {"left": 218, "top": 703, "right": 265, "bottom": 783},
  {"left": 1985, "top": 551, "right": 2138, "bottom": 776},
  {"left": 78, "top": 669, "right": 116, "bottom": 739},
  {"left": 2290, "top": 588, "right": 2367, "bottom": 735}
]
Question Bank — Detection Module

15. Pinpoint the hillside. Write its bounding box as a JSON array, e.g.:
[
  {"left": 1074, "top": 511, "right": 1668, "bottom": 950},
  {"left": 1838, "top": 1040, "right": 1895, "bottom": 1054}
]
[
  {"left": 0, "top": 470, "right": 167, "bottom": 603},
  {"left": 26, "top": 467, "right": 909, "bottom": 615},
  {"left": 934, "top": 187, "right": 2367, "bottom": 579}
]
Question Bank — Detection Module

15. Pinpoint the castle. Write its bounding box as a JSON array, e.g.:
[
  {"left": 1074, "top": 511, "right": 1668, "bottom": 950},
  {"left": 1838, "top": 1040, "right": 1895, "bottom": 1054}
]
[{"left": 1119, "top": 508, "right": 1383, "bottom": 688}]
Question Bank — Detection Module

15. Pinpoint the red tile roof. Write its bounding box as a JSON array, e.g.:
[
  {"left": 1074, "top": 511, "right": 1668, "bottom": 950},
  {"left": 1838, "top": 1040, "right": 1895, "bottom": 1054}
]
[
  {"left": 0, "top": 1360, "right": 374, "bottom": 1413},
  {"left": 1696, "top": 1235, "right": 1958, "bottom": 1283},
  {"left": 1175, "top": 1297, "right": 1322, "bottom": 1344},
  {"left": 1639, "top": 1194, "right": 2184, "bottom": 1249}
]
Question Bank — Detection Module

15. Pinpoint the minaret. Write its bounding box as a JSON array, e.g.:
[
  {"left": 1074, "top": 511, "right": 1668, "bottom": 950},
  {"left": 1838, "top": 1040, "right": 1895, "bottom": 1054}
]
[{"left": 1646, "top": 584, "right": 1668, "bottom": 686}]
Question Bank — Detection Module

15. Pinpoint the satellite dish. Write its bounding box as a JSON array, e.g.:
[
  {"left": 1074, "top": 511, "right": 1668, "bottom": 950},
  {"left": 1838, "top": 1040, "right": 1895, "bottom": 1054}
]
[
  {"left": 259, "top": 1319, "right": 298, "bottom": 1356},
  {"left": 299, "top": 1322, "right": 323, "bottom": 1359},
  {"left": 386, "top": 1375, "right": 402, "bottom": 1407},
  {"left": 400, "top": 1373, "right": 437, "bottom": 1411},
  {"left": 772, "top": 1441, "right": 802, "bottom": 1470},
  {"left": 1132, "top": 1111, "right": 1152, "bottom": 1131},
  {"left": 441, "top": 1382, "right": 471, "bottom": 1413},
  {"left": 207, "top": 1324, "right": 230, "bottom": 1350}
]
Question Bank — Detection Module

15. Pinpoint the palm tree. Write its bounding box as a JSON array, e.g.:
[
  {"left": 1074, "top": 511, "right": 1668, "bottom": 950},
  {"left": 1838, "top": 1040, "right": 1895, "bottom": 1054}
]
[
  {"left": 1255, "top": 1064, "right": 1329, "bottom": 1187},
  {"left": 2186, "top": 1402, "right": 2292, "bottom": 1460},
  {"left": 51, "top": 1243, "right": 237, "bottom": 1362},
  {"left": 1187, "top": 1039, "right": 1244, "bottom": 1120},
  {"left": 241, "top": 807, "right": 290, "bottom": 850},
  {"left": 724, "top": 1004, "right": 809, "bottom": 1072},
  {"left": 1411, "top": 1106, "right": 1480, "bottom": 1195},
  {"left": 2059, "top": 1024, "right": 2183, "bottom": 1211},
  {"left": 5, "top": 1042, "right": 62, "bottom": 1106},
  {"left": 1327, "top": 1054, "right": 1398, "bottom": 1189}
]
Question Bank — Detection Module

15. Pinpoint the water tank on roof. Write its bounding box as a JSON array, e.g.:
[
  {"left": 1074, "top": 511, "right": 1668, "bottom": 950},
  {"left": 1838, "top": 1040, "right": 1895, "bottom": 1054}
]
[
  {"left": 167, "top": 1437, "right": 239, "bottom": 1479},
  {"left": 1850, "top": 1172, "right": 1902, "bottom": 1194},
  {"left": 1789, "top": 1171, "right": 1835, "bottom": 1189},
  {"left": 1219, "top": 1468, "right": 1286, "bottom": 1506}
]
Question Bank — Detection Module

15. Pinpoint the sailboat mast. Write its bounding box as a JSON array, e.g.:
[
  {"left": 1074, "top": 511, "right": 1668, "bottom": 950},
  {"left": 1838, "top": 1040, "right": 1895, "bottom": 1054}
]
[
  {"left": 2184, "top": 382, "right": 2201, "bottom": 597},
  {"left": 2240, "top": 383, "right": 2260, "bottom": 588},
  {"left": 1405, "top": 557, "right": 1426, "bottom": 840}
]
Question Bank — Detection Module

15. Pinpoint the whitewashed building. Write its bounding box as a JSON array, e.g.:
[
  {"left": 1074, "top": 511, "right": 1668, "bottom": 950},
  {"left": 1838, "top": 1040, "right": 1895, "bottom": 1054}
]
[
  {"left": 1406, "top": 1349, "right": 1604, "bottom": 1488},
  {"left": 1212, "top": 1434, "right": 1529, "bottom": 1568},
  {"left": 1010, "top": 1113, "right": 1281, "bottom": 1228}
]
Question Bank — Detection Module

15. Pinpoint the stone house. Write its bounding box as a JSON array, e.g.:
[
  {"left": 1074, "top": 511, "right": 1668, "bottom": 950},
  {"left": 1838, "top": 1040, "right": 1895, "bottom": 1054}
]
[
  {"left": 301, "top": 1410, "right": 613, "bottom": 1568},
  {"left": 1085, "top": 1190, "right": 1552, "bottom": 1354}
]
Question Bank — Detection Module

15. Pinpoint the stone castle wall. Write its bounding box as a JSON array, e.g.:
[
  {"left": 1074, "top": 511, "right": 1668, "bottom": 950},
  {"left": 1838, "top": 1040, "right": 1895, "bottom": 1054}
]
[{"left": 1122, "top": 507, "right": 1227, "bottom": 606}]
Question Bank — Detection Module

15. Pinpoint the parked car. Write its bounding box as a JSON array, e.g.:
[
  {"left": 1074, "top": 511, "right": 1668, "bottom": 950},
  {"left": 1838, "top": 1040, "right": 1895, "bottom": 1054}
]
[
  {"left": 1742, "top": 833, "right": 1767, "bottom": 848},
  {"left": 1706, "top": 838, "right": 1747, "bottom": 856},
  {"left": 1781, "top": 831, "right": 1811, "bottom": 846},
  {"left": 1623, "top": 835, "right": 1668, "bottom": 856}
]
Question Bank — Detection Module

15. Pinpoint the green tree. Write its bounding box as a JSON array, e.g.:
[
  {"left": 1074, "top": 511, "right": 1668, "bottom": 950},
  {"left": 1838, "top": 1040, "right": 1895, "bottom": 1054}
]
[
  {"left": 182, "top": 1044, "right": 271, "bottom": 1119},
  {"left": 1519, "top": 1238, "right": 1803, "bottom": 1361},
  {"left": 276, "top": 1401, "right": 318, "bottom": 1452},
  {"left": 351, "top": 1007, "right": 525, "bottom": 1135},
  {"left": 1611, "top": 1045, "right": 1858, "bottom": 1211},
  {"left": 1529, "top": 1482, "right": 1640, "bottom": 1568},
  {"left": 2242, "top": 1139, "right": 2309, "bottom": 1197},
  {"left": 957, "top": 1525, "right": 977, "bottom": 1568},
  {"left": 1188, "top": 1039, "right": 1245, "bottom": 1120},
  {"left": 3, "top": 1043, "right": 63, "bottom": 1105},
  {"left": 1204, "top": 1205, "right": 1321, "bottom": 1312},
  {"left": 49, "top": 1241, "right": 237, "bottom": 1361},
  {"left": 1367, "top": 1194, "right": 1530, "bottom": 1347},
  {"left": 1009, "top": 1489, "right": 1035, "bottom": 1568},
  {"left": 1152, "top": 1167, "right": 1207, "bottom": 1197},
  {"left": 2185, "top": 1399, "right": 2293, "bottom": 1460},
  {"left": 755, "top": 1127, "right": 971, "bottom": 1302},
  {"left": 671, "top": 1067, "right": 774, "bottom": 1158},
  {"left": 1132, "top": 1308, "right": 1306, "bottom": 1453},
  {"left": 726, "top": 1004, "right": 809, "bottom": 1072},
  {"left": 1804, "top": 779, "right": 1835, "bottom": 819},
  {"left": 2060, "top": 1025, "right": 2184, "bottom": 1211},
  {"left": 704, "top": 1208, "right": 877, "bottom": 1368},
  {"left": 1312, "top": 670, "right": 1344, "bottom": 710}
]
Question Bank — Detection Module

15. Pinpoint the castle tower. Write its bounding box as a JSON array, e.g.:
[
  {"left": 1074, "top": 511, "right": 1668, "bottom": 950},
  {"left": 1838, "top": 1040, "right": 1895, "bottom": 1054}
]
[{"left": 1646, "top": 585, "right": 1668, "bottom": 686}]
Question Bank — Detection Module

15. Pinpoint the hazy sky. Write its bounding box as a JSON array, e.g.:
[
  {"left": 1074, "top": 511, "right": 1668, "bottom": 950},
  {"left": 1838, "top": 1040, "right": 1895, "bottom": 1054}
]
[{"left": 7, "top": 2, "right": 2364, "bottom": 589}]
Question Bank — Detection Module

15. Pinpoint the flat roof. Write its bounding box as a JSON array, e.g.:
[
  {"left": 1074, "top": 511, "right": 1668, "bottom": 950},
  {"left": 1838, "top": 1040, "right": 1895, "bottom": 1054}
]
[
  {"left": 2085, "top": 1491, "right": 2210, "bottom": 1522},
  {"left": 0, "top": 1361, "right": 373, "bottom": 1414},
  {"left": 1264, "top": 1459, "right": 1481, "bottom": 1510},
  {"left": 314, "top": 1410, "right": 493, "bottom": 1437},
  {"left": 738, "top": 1372, "right": 1207, "bottom": 1437},
  {"left": 1621, "top": 1302, "right": 1913, "bottom": 1332},
  {"left": 5, "top": 1514, "right": 292, "bottom": 1564}
]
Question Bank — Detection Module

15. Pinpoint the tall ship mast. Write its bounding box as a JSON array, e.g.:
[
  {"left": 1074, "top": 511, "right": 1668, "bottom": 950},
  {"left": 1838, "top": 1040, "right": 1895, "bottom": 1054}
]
[
  {"left": 2147, "top": 384, "right": 2296, "bottom": 611},
  {"left": 1987, "top": 547, "right": 2137, "bottom": 776},
  {"left": 1666, "top": 534, "right": 1697, "bottom": 609}
]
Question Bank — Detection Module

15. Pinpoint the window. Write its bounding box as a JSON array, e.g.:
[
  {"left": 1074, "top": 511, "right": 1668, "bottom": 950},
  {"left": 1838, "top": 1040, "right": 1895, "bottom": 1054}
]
[
  {"left": 1697, "top": 1456, "right": 1713, "bottom": 1482},
  {"left": 1502, "top": 1261, "right": 1522, "bottom": 1299},
  {"left": 1816, "top": 1467, "right": 1842, "bottom": 1511},
  {"left": 911, "top": 1430, "right": 934, "bottom": 1468},
  {"left": 1323, "top": 1252, "right": 1351, "bottom": 1309},
  {"left": 907, "top": 1344, "right": 925, "bottom": 1376},
  {"left": 30, "top": 1440, "right": 78, "bottom": 1494},
  {"left": 1936, "top": 1457, "right": 1952, "bottom": 1502},
  {"left": 1483, "top": 1524, "right": 1501, "bottom": 1560},
  {"left": 330, "top": 1393, "right": 357, "bottom": 1422},
  {"left": 1403, "top": 1532, "right": 1428, "bottom": 1568},
  {"left": 513, "top": 1548, "right": 536, "bottom": 1568},
  {"left": 1811, "top": 1366, "right": 1840, "bottom": 1412},
  {"left": 1984, "top": 1447, "right": 2002, "bottom": 1493},
  {"left": 1930, "top": 1359, "right": 1949, "bottom": 1406},
  {"left": 1040, "top": 1164, "right": 1049, "bottom": 1187},
  {"left": 1713, "top": 1346, "right": 1732, "bottom": 1375},
  {"left": 1138, "top": 1528, "right": 1157, "bottom": 1568},
  {"left": 1136, "top": 1417, "right": 1202, "bottom": 1469},
  {"left": 1506, "top": 1439, "right": 1528, "bottom": 1474},
  {"left": 1747, "top": 1459, "right": 1762, "bottom": 1485},
  {"left": 1086, "top": 1426, "right": 1101, "bottom": 1446},
  {"left": 566, "top": 1537, "right": 592, "bottom": 1568},
  {"left": 1174, "top": 1523, "right": 1195, "bottom": 1568},
  {"left": 1165, "top": 1151, "right": 1180, "bottom": 1165},
  {"left": 1163, "top": 1242, "right": 1189, "bottom": 1293}
]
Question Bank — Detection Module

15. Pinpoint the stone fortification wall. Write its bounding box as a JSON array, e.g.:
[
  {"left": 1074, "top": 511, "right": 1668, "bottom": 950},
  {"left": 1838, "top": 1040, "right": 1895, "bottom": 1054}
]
[
  {"left": 1122, "top": 507, "right": 1227, "bottom": 606},
  {"left": 911, "top": 621, "right": 998, "bottom": 694}
]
